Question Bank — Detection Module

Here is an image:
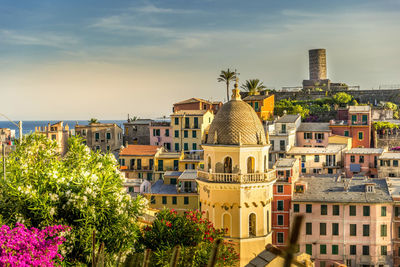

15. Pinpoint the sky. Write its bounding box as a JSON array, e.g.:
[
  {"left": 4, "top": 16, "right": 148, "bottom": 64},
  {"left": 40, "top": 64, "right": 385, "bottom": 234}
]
[{"left": 0, "top": 0, "right": 400, "bottom": 120}]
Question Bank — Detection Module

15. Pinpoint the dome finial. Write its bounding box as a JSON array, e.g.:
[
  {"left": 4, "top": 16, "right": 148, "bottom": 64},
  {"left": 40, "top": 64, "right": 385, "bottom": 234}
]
[{"left": 231, "top": 77, "right": 241, "bottom": 100}]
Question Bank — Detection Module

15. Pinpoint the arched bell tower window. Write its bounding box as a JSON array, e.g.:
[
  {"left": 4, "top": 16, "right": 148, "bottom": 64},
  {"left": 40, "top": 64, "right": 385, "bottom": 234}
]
[
  {"left": 207, "top": 157, "right": 211, "bottom": 171},
  {"left": 247, "top": 157, "right": 255, "bottom": 173},
  {"left": 249, "top": 213, "right": 256, "bottom": 237},
  {"left": 224, "top": 157, "right": 232, "bottom": 173},
  {"left": 223, "top": 213, "right": 231, "bottom": 236}
]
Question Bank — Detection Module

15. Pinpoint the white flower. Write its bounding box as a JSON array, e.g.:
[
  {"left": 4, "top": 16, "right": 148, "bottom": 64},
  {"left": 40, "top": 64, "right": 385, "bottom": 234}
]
[{"left": 49, "top": 207, "right": 55, "bottom": 216}]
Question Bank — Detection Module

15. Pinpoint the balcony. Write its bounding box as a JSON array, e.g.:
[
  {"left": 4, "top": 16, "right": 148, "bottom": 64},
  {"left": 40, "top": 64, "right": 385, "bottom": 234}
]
[
  {"left": 128, "top": 165, "right": 153, "bottom": 171},
  {"left": 197, "top": 169, "right": 276, "bottom": 184},
  {"left": 124, "top": 178, "right": 144, "bottom": 186},
  {"left": 277, "top": 176, "right": 289, "bottom": 182},
  {"left": 323, "top": 161, "right": 342, "bottom": 168}
]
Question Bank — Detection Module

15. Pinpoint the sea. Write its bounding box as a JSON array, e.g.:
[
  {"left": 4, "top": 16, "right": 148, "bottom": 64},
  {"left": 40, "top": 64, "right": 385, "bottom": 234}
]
[{"left": 0, "top": 120, "right": 126, "bottom": 138}]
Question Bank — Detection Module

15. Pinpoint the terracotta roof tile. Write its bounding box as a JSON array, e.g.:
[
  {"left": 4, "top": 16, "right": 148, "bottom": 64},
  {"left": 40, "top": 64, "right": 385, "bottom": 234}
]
[{"left": 120, "top": 145, "right": 161, "bottom": 156}]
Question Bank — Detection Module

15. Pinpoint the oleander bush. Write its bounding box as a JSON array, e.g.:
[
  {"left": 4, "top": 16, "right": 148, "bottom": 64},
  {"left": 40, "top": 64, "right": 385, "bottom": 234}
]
[{"left": 0, "top": 134, "right": 146, "bottom": 265}]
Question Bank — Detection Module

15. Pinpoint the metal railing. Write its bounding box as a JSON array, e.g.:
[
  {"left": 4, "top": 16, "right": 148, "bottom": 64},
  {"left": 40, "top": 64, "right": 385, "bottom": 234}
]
[{"left": 197, "top": 169, "right": 276, "bottom": 183}]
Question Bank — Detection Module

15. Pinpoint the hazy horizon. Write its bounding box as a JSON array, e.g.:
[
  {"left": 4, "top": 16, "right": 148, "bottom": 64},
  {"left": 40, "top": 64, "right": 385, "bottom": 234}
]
[{"left": 1, "top": 0, "right": 400, "bottom": 120}]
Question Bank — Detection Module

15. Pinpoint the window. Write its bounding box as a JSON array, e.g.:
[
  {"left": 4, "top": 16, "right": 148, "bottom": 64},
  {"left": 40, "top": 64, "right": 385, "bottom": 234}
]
[
  {"left": 306, "top": 204, "right": 312, "bottom": 213},
  {"left": 396, "top": 206, "right": 400, "bottom": 217},
  {"left": 359, "top": 155, "right": 364, "bottom": 163},
  {"left": 381, "top": 224, "right": 387, "bottom": 237},
  {"left": 174, "top": 118, "right": 179, "bottom": 125},
  {"left": 184, "top": 143, "right": 188, "bottom": 151},
  {"left": 150, "top": 196, "right": 156, "bottom": 204},
  {"left": 184, "top": 197, "right": 189, "bottom": 205},
  {"left": 350, "top": 206, "right": 356, "bottom": 216},
  {"left": 120, "top": 158, "right": 125, "bottom": 166},
  {"left": 51, "top": 134, "right": 56, "bottom": 140},
  {"left": 362, "top": 246, "right": 369, "bottom": 255},
  {"left": 358, "top": 131, "right": 363, "bottom": 140},
  {"left": 277, "top": 200, "right": 284, "bottom": 211},
  {"left": 184, "top": 130, "right": 188, "bottom": 138},
  {"left": 314, "top": 155, "right": 319, "bottom": 162},
  {"left": 306, "top": 244, "right": 312, "bottom": 255},
  {"left": 280, "top": 140, "right": 285, "bottom": 151},
  {"left": 350, "top": 155, "right": 355, "bottom": 163},
  {"left": 174, "top": 130, "right": 179, "bottom": 138},
  {"left": 363, "top": 224, "right": 370, "bottom": 236},
  {"left": 165, "top": 129, "right": 170, "bottom": 137},
  {"left": 321, "top": 205, "right": 327, "bottom": 215},
  {"left": 277, "top": 185, "right": 283, "bottom": 193},
  {"left": 106, "top": 145, "right": 110, "bottom": 151},
  {"left": 254, "top": 101, "right": 259, "bottom": 111},
  {"left": 306, "top": 222, "right": 312, "bottom": 235},
  {"left": 320, "top": 223, "right": 326, "bottom": 235},
  {"left": 395, "top": 160, "right": 399, "bottom": 167},
  {"left": 281, "top": 124, "right": 286, "bottom": 133},
  {"left": 333, "top": 205, "right": 339, "bottom": 216},
  {"left": 363, "top": 206, "right": 370, "bottom": 216},
  {"left": 185, "top": 117, "right": 190, "bottom": 128},
  {"left": 304, "top": 132, "right": 312, "bottom": 139},
  {"left": 190, "top": 130, "right": 197, "bottom": 138},
  {"left": 320, "top": 244, "right": 326, "bottom": 254},
  {"left": 301, "top": 168, "right": 306, "bottom": 173},
  {"left": 381, "top": 246, "right": 387, "bottom": 256},
  {"left": 362, "top": 114, "right": 368, "bottom": 124},
  {"left": 277, "top": 215, "right": 284, "bottom": 225},
  {"left": 350, "top": 224, "right": 357, "bottom": 236},
  {"left": 320, "top": 262, "right": 326, "bottom": 267},
  {"left": 294, "top": 204, "right": 299, "bottom": 212},
  {"left": 332, "top": 245, "right": 338, "bottom": 255},
  {"left": 277, "top": 232, "right": 284, "bottom": 243},
  {"left": 350, "top": 245, "right": 356, "bottom": 255},
  {"left": 381, "top": 206, "right": 387, "bottom": 216},
  {"left": 344, "top": 130, "right": 349, "bottom": 137},
  {"left": 352, "top": 115, "right": 357, "bottom": 123},
  {"left": 249, "top": 214, "right": 256, "bottom": 237},
  {"left": 192, "top": 143, "right": 197, "bottom": 150},
  {"left": 194, "top": 117, "right": 198, "bottom": 128},
  {"left": 95, "top": 132, "right": 100, "bottom": 140},
  {"left": 172, "top": 196, "right": 177, "bottom": 205},
  {"left": 301, "top": 155, "right": 306, "bottom": 162},
  {"left": 174, "top": 143, "right": 179, "bottom": 151},
  {"left": 315, "top": 133, "right": 324, "bottom": 140},
  {"left": 170, "top": 178, "right": 177, "bottom": 185},
  {"left": 332, "top": 223, "right": 339, "bottom": 236},
  {"left": 162, "top": 196, "right": 167, "bottom": 204}
]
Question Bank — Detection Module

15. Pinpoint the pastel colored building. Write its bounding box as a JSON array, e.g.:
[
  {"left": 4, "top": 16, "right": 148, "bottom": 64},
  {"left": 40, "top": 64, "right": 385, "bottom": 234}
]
[
  {"left": 75, "top": 122, "right": 123, "bottom": 154},
  {"left": 268, "top": 114, "right": 301, "bottom": 166},
  {"left": 242, "top": 93, "right": 275, "bottom": 121},
  {"left": 173, "top": 98, "right": 222, "bottom": 114},
  {"left": 329, "top": 106, "right": 372, "bottom": 148},
  {"left": 247, "top": 245, "right": 314, "bottom": 266},
  {"left": 296, "top": 123, "right": 331, "bottom": 147},
  {"left": 143, "top": 170, "right": 199, "bottom": 214},
  {"left": 378, "top": 151, "right": 400, "bottom": 178},
  {"left": 328, "top": 134, "right": 352, "bottom": 149},
  {"left": 123, "top": 119, "right": 152, "bottom": 145},
  {"left": 35, "top": 121, "right": 70, "bottom": 155},
  {"left": 293, "top": 176, "right": 393, "bottom": 267},
  {"left": 287, "top": 144, "right": 347, "bottom": 175},
  {"left": 344, "top": 148, "right": 384, "bottom": 178},
  {"left": 197, "top": 85, "right": 276, "bottom": 266},
  {"left": 388, "top": 178, "right": 400, "bottom": 267},
  {"left": 149, "top": 119, "right": 173, "bottom": 151},
  {"left": 170, "top": 110, "right": 214, "bottom": 152},
  {"left": 272, "top": 158, "right": 300, "bottom": 249}
]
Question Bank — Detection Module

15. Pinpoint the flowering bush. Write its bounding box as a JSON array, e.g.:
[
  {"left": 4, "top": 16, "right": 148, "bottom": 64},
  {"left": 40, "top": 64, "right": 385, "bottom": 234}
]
[
  {"left": 0, "top": 223, "right": 69, "bottom": 266},
  {"left": 0, "top": 134, "right": 147, "bottom": 264},
  {"left": 138, "top": 209, "right": 238, "bottom": 266}
]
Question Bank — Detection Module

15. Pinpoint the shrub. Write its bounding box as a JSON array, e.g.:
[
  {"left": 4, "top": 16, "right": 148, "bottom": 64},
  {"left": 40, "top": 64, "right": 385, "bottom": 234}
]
[{"left": 0, "top": 134, "right": 146, "bottom": 264}]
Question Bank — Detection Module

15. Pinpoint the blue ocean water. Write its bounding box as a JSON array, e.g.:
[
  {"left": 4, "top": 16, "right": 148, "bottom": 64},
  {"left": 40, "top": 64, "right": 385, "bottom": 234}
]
[{"left": 0, "top": 120, "right": 126, "bottom": 138}]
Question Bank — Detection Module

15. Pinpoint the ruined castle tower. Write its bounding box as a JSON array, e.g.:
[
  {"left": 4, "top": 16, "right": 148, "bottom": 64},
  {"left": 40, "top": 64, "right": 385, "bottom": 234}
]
[{"left": 309, "top": 48, "right": 327, "bottom": 80}]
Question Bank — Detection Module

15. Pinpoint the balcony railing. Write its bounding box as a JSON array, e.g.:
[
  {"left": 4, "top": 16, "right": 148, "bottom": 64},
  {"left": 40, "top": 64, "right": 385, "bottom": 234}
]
[
  {"left": 323, "top": 161, "right": 342, "bottom": 168},
  {"left": 277, "top": 176, "right": 289, "bottom": 182},
  {"left": 197, "top": 169, "right": 276, "bottom": 184}
]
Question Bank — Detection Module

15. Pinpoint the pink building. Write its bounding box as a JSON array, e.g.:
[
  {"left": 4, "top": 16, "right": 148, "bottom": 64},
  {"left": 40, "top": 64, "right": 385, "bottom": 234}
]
[
  {"left": 344, "top": 148, "right": 384, "bottom": 178},
  {"left": 296, "top": 123, "right": 331, "bottom": 147},
  {"left": 293, "top": 176, "right": 392, "bottom": 267},
  {"left": 149, "top": 120, "right": 173, "bottom": 151}
]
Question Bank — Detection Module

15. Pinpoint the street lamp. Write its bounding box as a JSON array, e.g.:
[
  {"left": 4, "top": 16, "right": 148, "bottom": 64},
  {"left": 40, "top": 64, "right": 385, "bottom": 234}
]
[{"left": 0, "top": 113, "right": 22, "bottom": 142}]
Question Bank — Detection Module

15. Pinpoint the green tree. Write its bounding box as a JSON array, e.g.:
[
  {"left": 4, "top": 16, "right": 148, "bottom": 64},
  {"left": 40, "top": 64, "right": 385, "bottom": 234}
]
[
  {"left": 89, "top": 118, "right": 99, "bottom": 124},
  {"left": 138, "top": 209, "right": 238, "bottom": 266},
  {"left": 384, "top": 102, "right": 399, "bottom": 119},
  {"left": 0, "top": 134, "right": 146, "bottom": 265},
  {"left": 240, "top": 79, "right": 266, "bottom": 95},
  {"left": 333, "top": 92, "right": 353, "bottom": 106},
  {"left": 217, "top": 68, "right": 237, "bottom": 102}
]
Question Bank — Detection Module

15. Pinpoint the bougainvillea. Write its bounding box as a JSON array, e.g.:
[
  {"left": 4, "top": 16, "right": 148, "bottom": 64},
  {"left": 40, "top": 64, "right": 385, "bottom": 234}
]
[
  {"left": 139, "top": 209, "right": 239, "bottom": 266},
  {"left": 0, "top": 134, "right": 147, "bottom": 264},
  {"left": 0, "top": 224, "right": 69, "bottom": 266}
]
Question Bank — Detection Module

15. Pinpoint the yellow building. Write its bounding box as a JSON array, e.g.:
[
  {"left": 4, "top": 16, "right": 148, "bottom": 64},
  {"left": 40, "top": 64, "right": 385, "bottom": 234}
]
[
  {"left": 35, "top": 121, "right": 70, "bottom": 155},
  {"left": 143, "top": 170, "right": 199, "bottom": 214},
  {"left": 170, "top": 110, "right": 214, "bottom": 152},
  {"left": 197, "top": 82, "right": 276, "bottom": 267},
  {"left": 328, "top": 134, "right": 352, "bottom": 150},
  {"left": 179, "top": 150, "right": 204, "bottom": 171}
]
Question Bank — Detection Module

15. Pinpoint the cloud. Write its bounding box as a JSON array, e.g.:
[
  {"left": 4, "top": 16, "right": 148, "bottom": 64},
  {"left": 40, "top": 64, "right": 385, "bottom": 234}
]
[
  {"left": 0, "top": 29, "right": 78, "bottom": 48},
  {"left": 134, "top": 4, "right": 198, "bottom": 14}
]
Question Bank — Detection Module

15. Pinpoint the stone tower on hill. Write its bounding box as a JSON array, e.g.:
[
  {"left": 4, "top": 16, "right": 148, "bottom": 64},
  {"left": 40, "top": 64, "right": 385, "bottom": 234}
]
[{"left": 309, "top": 48, "right": 327, "bottom": 80}]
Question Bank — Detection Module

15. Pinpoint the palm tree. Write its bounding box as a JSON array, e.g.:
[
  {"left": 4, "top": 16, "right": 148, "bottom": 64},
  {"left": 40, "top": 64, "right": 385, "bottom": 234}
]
[
  {"left": 217, "top": 68, "right": 237, "bottom": 102},
  {"left": 240, "top": 79, "right": 266, "bottom": 95},
  {"left": 89, "top": 118, "right": 99, "bottom": 124}
]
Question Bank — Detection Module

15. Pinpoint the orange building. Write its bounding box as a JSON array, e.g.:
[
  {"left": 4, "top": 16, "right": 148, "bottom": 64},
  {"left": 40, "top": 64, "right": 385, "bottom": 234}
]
[
  {"left": 243, "top": 94, "right": 274, "bottom": 121},
  {"left": 172, "top": 98, "right": 222, "bottom": 114}
]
